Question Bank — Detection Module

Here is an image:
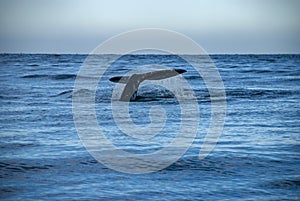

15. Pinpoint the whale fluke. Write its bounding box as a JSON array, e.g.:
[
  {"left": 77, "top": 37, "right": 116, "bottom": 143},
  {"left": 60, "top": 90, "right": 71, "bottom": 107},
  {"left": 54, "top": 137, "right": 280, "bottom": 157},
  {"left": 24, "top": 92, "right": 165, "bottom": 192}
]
[
  {"left": 109, "top": 69, "right": 187, "bottom": 101},
  {"left": 109, "top": 76, "right": 130, "bottom": 83}
]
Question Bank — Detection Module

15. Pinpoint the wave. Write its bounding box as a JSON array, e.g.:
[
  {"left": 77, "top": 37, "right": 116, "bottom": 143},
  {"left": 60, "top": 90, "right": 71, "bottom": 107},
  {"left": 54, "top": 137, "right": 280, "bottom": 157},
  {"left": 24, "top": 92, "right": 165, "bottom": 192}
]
[
  {"left": 0, "top": 142, "right": 38, "bottom": 150},
  {"left": 50, "top": 74, "right": 77, "bottom": 80},
  {"left": 21, "top": 74, "right": 48, "bottom": 79},
  {"left": 225, "top": 88, "right": 296, "bottom": 100},
  {"left": 0, "top": 161, "right": 54, "bottom": 174},
  {"left": 0, "top": 95, "right": 21, "bottom": 100},
  {"left": 21, "top": 74, "right": 77, "bottom": 80},
  {"left": 51, "top": 90, "right": 73, "bottom": 97},
  {"left": 239, "top": 69, "right": 273, "bottom": 74},
  {"left": 265, "top": 179, "right": 300, "bottom": 189},
  {"left": 28, "top": 64, "right": 40, "bottom": 67}
]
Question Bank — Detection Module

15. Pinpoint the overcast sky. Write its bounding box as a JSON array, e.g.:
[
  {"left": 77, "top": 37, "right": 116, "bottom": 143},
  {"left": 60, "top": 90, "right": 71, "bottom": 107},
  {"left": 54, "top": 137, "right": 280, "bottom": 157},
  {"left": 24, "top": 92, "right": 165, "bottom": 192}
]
[{"left": 0, "top": 0, "right": 299, "bottom": 54}]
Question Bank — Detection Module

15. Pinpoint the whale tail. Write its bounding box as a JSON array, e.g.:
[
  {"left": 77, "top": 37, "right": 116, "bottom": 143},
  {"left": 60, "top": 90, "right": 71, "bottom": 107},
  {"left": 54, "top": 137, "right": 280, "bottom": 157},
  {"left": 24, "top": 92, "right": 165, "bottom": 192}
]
[{"left": 109, "top": 69, "right": 187, "bottom": 101}]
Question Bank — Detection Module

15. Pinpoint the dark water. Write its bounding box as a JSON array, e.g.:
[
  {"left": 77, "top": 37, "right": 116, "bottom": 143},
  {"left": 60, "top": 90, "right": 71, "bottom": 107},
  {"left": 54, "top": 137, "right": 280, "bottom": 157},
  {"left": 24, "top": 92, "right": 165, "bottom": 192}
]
[{"left": 0, "top": 54, "right": 299, "bottom": 200}]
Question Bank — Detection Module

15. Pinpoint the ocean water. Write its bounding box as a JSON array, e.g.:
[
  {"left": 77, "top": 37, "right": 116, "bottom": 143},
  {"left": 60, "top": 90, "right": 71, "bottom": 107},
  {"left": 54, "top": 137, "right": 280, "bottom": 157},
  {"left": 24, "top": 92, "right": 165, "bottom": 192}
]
[{"left": 0, "top": 54, "right": 299, "bottom": 200}]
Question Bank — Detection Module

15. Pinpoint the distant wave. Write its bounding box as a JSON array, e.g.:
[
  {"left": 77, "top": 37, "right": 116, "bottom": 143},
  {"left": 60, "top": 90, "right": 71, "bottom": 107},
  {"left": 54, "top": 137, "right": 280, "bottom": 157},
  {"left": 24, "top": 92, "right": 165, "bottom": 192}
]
[
  {"left": 21, "top": 74, "right": 77, "bottom": 80},
  {"left": 50, "top": 74, "right": 77, "bottom": 80},
  {"left": 265, "top": 179, "right": 300, "bottom": 189},
  {"left": 239, "top": 69, "right": 273, "bottom": 74},
  {"left": 51, "top": 90, "right": 73, "bottom": 98},
  {"left": 226, "top": 88, "right": 296, "bottom": 100},
  {"left": 21, "top": 74, "right": 48, "bottom": 79},
  {"left": 28, "top": 64, "right": 40, "bottom": 67},
  {"left": 0, "top": 160, "right": 54, "bottom": 174}
]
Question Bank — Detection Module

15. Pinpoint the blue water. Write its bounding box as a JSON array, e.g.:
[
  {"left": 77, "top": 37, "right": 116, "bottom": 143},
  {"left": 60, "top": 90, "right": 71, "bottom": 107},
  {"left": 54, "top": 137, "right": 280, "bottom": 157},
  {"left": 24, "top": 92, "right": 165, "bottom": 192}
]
[{"left": 0, "top": 54, "right": 299, "bottom": 200}]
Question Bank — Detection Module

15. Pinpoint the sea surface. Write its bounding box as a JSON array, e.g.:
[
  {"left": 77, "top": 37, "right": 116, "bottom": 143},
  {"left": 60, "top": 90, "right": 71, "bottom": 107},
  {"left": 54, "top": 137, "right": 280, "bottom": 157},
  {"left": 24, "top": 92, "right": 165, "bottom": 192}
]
[{"left": 0, "top": 54, "right": 299, "bottom": 200}]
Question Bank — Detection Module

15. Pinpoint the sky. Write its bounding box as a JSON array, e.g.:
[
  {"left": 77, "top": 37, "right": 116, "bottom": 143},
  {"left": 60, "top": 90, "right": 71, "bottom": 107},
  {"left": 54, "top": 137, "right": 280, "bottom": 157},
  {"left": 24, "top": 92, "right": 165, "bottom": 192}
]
[{"left": 0, "top": 0, "right": 299, "bottom": 54}]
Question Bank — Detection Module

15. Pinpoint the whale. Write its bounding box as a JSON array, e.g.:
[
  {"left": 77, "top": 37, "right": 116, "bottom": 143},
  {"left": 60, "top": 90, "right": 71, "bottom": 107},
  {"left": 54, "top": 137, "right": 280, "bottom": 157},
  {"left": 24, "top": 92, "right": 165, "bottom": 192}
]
[{"left": 109, "top": 69, "right": 187, "bottom": 101}]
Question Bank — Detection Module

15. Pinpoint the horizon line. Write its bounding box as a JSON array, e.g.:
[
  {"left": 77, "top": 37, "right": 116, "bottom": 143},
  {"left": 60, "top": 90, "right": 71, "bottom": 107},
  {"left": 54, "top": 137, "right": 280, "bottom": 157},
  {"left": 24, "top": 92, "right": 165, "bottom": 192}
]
[{"left": 0, "top": 52, "right": 299, "bottom": 56}]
